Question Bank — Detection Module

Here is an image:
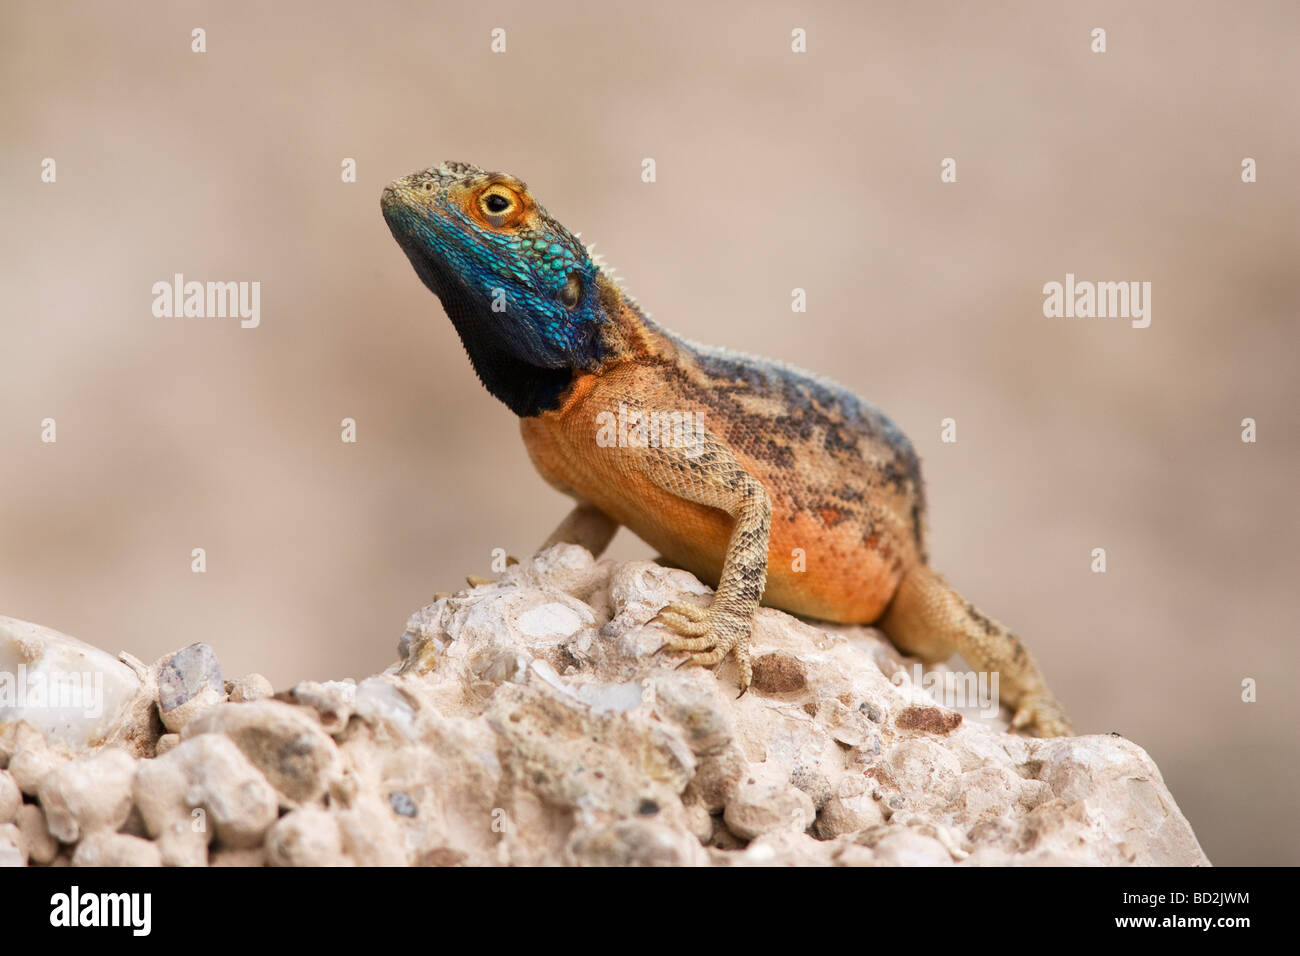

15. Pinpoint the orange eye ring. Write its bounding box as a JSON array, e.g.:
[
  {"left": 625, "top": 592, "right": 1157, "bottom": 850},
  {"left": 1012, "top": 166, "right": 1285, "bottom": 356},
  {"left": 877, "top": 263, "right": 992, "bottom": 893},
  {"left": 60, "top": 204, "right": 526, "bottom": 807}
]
[{"left": 474, "top": 184, "right": 525, "bottom": 228}]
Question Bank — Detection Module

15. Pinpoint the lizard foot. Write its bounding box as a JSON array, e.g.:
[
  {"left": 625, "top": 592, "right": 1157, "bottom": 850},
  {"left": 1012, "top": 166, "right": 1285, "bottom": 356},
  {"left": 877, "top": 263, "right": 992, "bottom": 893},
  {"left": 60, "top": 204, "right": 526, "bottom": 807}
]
[
  {"left": 1011, "top": 691, "right": 1074, "bottom": 738},
  {"left": 652, "top": 602, "right": 753, "bottom": 696}
]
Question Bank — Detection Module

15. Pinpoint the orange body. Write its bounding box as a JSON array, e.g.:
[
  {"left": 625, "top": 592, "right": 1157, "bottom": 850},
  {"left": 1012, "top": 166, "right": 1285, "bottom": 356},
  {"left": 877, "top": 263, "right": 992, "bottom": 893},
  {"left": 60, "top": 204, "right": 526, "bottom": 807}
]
[{"left": 521, "top": 357, "right": 922, "bottom": 625}]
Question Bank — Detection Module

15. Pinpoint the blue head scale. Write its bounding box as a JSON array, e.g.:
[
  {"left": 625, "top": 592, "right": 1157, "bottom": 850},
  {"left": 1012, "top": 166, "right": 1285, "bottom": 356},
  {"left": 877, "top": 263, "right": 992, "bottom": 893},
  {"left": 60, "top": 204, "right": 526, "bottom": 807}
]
[{"left": 381, "top": 161, "right": 606, "bottom": 415}]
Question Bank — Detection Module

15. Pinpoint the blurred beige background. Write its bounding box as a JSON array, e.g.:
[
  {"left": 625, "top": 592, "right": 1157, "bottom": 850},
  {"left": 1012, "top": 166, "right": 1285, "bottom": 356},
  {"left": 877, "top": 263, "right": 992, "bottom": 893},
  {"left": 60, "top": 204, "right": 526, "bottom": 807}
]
[{"left": 2, "top": 0, "right": 1297, "bottom": 865}]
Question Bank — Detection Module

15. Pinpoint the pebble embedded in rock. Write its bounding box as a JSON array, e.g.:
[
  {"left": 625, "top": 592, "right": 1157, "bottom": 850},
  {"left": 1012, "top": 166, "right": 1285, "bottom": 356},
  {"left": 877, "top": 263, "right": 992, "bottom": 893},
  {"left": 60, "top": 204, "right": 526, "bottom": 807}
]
[
  {"left": 37, "top": 746, "right": 136, "bottom": 843},
  {"left": 71, "top": 831, "right": 163, "bottom": 867},
  {"left": 134, "top": 733, "right": 279, "bottom": 865},
  {"left": 750, "top": 652, "right": 808, "bottom": 694},
  {"left": 15, "top": 804, "right": 58, "bottom": 865},
  {"left": 723, "top": 777, "right": 816, "bottom": 841},
  {"left": 265, "top": 808, "right": 347, "bottom": 867},
  {"left": 184, "top": 700, "right": 340, "bottom": 805},
  {"left": 814, "top": 774, "right": 885, "bottom": 838},
  {"left": 227, "top": 673, "right": 274, "bottom": 703},
  {"left": 0, "top": 770, "right": 20, "bottom": 824},
  {"left": 156, "top": 642, "right": 226, "bottom": 732},
  {"left": 0, "top": 616, "right": 144, "bottom": 750},
  {"left": 388, "top": 791, "right": 417, "bottom": 817},
  {"left": 0, "top": 822, "right": 25, "bottom": 867}
]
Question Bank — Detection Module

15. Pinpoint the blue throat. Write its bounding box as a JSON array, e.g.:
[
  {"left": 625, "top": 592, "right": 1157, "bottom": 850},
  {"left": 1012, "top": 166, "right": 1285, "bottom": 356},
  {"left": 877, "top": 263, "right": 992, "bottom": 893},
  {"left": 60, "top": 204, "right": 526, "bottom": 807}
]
[{"left": 394, "top": 235, "right": 604, "bottom": 417}]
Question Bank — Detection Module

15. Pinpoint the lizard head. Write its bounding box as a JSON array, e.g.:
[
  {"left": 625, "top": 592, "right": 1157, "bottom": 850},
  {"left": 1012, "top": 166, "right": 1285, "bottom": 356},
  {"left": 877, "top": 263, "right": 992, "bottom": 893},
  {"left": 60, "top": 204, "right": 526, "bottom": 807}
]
[{"left": 381, "top": 161, "right": 606, "bottom": 416}]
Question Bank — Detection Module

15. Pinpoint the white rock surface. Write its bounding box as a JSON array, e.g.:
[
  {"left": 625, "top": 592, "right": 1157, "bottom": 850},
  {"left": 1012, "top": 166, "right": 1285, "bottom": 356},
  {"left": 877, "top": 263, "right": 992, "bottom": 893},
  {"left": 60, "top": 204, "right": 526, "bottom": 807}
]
[
  {"left": 0, "top": 547, "right": 1210, "bottom": 866},
  {"left": 0, "top": 822, "right": 24, "bottom": 867},
  {"left": 37, "top": 746, "right": 136, "bottom": 842},
  {"left": 0, "top": 616, "right": 147, "bottom": 750}
]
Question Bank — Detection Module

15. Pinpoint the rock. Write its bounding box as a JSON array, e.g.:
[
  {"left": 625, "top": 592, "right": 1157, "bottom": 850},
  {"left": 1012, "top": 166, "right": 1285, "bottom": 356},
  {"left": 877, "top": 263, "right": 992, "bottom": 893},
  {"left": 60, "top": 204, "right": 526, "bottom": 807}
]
[
  {"left": 227, "top": 673, "right": 273, "bottom": 703},
  {"left": 750, "top": 652, "right": 808, "bottom": 694},
  {"left": 279, "top": 680, "right": 355, "bottom": 734},
  {"left": 71, "top": 831, "right": 162, "bottom": 867},
  {"left": 895, "top": 704, "right": 963, "bottom": 735},
  {"left": 14, "top": 804, "right": 58, "bottom": 865},
  {"left": 726, "top": 830, "right": 837, "bottom": 866},
  {"left": 210, "top": 847, "right": 266, "bottom": 867},
  {"left": 0, "top": 616, "right": 147, "bottom": 751},
  {"left": 651, "top": 671, "right": 735, "bottom": 756},
  {"left": 0, "top": 822, "right": 25, "bottom": 867},
  {"left": 868, "top": 827, "right": 959, "bottom": 866},
  {"left": 484, "top": 680, "right": 696, "bottom": 836},
  {"left": 5, "top": 732, "right": 63, "bottom": 796},
  {"left": 156, "top": 643, "right": 226, "bottom": 732},
  {"left": 265, "top": 809, "right": 347, "bottom": 867},
  {"left": 814, "top": 773, "right": 885, "bottom": 838},
  {"left": 569, "top": 819, "right": 709, "bottom": 866},
  {"left": 37, "top": 746, "right": 136, "bottom": 842},
  {"left": 0, "top": 769, "right": 20, "bottom": 823},
  {"left": 352, "top": 677, "right": 418, "bottom": 738},
  {"left": 0, "top": 548, "right": 1210, "bottom": 866},
  {"left": 133, "top": 734, "right": 279, "bottom": 866},
  {"left": 337, "top": 796, "right": 408, "bottom": 866},
  {"left": 879, "top": 737, "right": 963, "bottom": 814},
  {"left": 723, "top": 776, "right": 816, "bottom": 840},
  {"left": 685, "top": 743, "right": 747, "bottom": 812},
  {"left": 184, "top": 701, "right": 340, "bottom": 805}
]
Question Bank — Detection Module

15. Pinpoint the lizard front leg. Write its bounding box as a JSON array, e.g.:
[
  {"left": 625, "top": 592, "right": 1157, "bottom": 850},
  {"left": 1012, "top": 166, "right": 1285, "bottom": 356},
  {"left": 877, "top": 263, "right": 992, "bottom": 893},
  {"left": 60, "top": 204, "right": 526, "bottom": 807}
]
[{"left": 638, "top": 429, "right": 772, "bottom": 695}]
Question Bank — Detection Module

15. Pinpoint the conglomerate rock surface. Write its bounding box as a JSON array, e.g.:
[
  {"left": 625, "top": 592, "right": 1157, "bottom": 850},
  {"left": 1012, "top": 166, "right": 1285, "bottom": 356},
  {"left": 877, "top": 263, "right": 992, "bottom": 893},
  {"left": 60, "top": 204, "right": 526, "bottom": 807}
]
[{"left": 0, "top": 546, "right": 1209, "bottom": 866}]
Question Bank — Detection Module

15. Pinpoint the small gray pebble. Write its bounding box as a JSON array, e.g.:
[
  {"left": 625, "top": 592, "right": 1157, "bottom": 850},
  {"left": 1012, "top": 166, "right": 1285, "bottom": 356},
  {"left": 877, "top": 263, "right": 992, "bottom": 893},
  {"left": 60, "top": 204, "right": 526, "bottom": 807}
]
[
  {"left": 157, "top": 643, "right": 224, "bottom": 712},
  {"left": 388, "top": 791, "right": 418, "bottom": 817}
]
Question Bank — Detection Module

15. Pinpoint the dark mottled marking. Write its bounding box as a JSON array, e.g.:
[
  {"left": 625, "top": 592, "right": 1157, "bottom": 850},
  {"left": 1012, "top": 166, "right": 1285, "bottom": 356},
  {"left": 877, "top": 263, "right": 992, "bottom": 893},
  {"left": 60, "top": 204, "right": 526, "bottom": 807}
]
[
  {"left": 641, "top": 324, "right": 927, "bottom": 555},
  {"left": 835, "top": 484, "right": 865, "bottom": 504},
  {"left": 964, "top": 602, "right": 998, "bottom": 637}
]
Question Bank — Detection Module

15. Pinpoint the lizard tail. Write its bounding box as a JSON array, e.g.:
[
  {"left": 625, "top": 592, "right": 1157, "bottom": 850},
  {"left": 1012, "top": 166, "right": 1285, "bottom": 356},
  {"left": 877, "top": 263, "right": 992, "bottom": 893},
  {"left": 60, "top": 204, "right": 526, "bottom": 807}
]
[{"left": 879, "top": 564, "right": 1074, "bottom": 737}]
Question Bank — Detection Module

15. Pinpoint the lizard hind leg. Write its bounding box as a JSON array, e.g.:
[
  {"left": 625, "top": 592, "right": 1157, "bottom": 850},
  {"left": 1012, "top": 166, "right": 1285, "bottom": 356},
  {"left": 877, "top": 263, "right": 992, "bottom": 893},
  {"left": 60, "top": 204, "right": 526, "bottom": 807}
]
[
  {"left": 879, "top": 564, "right": 1074, "bottom": 737},
  {"left": 454, "top": 503, "right": 618, "bottom": 594},
  {"left": 539, "top": 502, "right": 619, "bottom": 557}
]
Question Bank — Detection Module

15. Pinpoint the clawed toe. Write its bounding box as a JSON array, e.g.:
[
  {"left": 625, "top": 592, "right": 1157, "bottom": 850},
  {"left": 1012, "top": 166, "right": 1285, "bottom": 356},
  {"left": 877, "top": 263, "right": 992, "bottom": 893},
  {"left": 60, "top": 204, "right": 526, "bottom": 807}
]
[
  {"left": 652, "top": 600, "right": 708, "bottom": 623},
  {"left": 649, "top": 601, "right": 753, "bottom": 694},
  {"left": 654, "top": 611, "right": 709, "bottom": 635}
]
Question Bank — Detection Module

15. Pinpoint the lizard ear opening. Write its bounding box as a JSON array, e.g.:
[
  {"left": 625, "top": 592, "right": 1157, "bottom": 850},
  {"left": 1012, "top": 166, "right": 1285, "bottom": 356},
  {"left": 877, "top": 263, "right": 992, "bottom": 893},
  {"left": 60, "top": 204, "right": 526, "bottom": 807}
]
[{"left": 559, "top": 273, "right": 583, "bottom": 309}]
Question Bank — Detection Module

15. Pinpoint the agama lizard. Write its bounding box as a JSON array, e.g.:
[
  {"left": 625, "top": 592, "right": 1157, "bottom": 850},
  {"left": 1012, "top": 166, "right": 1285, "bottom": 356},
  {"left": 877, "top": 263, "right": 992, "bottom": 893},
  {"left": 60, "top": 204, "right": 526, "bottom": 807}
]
[{"left": 381, "top": 161, "right": 1073, "bottom": 737}]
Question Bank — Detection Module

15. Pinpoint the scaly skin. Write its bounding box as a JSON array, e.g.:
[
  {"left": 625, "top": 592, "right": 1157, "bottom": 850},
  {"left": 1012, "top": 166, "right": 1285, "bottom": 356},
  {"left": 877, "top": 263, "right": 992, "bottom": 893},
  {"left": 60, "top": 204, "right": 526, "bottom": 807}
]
[{"left": 381, "top": 161, "right": 1073, "bottom": 737}]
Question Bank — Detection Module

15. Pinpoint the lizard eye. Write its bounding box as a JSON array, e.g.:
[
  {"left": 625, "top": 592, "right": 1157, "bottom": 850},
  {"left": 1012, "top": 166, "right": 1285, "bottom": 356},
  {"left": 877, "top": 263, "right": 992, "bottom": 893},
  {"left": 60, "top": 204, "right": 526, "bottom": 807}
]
[
  {"left": 559, "top": 273, "right": 582, "bottom": 309},
  {"left": 477, "top": 186, "right": 520, "bottom": 227}
]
